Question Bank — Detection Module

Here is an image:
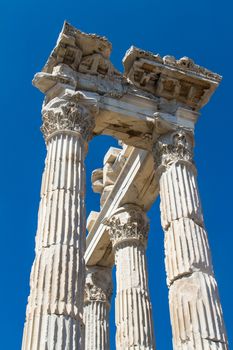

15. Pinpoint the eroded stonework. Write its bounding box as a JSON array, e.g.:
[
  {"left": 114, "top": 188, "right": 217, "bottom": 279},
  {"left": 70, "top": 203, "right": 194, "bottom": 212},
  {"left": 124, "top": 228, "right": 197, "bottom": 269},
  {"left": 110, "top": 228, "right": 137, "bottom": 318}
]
[
  {"left": 123, "top": 46, "right": 221, "bottom": 110},
  {"left": 22, "top": 21, "right": 228, "bottom": 350},
  {"left": 153, "top": 129, "right": 194, "bottom": 168},
  {"left": 84, "top": 267, "right": 112, "bottom": 350},
  {"left": 41, "top": 92, "right": 99, "bottom": 142},
  {"left": 107, "top": 204, "right": 149, "bottom": 248},
  {"left": 84, "top": 267, "right": 113, "bottom": 304}
]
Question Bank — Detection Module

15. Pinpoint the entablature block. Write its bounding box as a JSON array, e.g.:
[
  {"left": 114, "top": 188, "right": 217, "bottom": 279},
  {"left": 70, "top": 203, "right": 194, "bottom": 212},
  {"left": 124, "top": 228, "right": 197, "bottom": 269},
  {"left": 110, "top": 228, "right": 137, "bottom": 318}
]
[{"left": 33, "top": 22, "right": 221, "bottom": 152}]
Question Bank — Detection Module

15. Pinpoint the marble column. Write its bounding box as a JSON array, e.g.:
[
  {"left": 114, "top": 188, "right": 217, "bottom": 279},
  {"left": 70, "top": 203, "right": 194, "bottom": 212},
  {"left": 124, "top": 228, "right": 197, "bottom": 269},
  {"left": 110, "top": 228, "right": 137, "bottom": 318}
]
[
  {"left": 153, "top": 129, "right": 228, "bottom": 349},
  {"left": 84, "top": 266, "right": 112, "bottom": 350},
  {"left": 22, "top": 93, "right": 98, "bottom": 350},
  {"left": 108, "top": 204, "right": 155, "bottom": 350}
]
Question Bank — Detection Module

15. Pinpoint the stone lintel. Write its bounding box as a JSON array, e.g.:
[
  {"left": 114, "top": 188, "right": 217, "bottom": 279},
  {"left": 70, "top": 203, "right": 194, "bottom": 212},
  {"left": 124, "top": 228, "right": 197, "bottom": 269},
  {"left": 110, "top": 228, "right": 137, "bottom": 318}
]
[
  {"left": 103, "top": 147, "right": 121, "bottom": 165},
  {"left": 85, "top": 146, "right": 159, "bottom": 267},
  {"left": 33, "top": 73, "right": 199, "bottom": 150},
  {"left": 91, "top": 145, "right": 127, "bottom": 208},
  {"left": 87, "top": 211, "right": 100, "bottom": 232},
  {"left": 91, "top": 169, "right": 103, "bottom": 194}
]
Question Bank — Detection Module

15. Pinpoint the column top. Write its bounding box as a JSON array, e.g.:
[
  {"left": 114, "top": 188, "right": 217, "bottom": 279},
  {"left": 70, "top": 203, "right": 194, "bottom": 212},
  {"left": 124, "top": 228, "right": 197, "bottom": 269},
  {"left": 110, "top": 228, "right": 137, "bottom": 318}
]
[
  {"left": 106, "top": 204, "right": 149, "bottom": 248},
  {"left": 153, "top": 129, "right": 194, "bottom": 169},
  {"left": 84, "top": 266, "right": 113, "bottom": 304}
]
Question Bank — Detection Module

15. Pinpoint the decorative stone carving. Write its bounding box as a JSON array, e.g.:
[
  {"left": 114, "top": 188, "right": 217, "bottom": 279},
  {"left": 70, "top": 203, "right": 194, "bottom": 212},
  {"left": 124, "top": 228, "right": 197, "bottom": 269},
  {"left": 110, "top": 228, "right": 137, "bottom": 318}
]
[
  {"left": 23, "top": 80, "right": 98, "bottom": 350},
  {"left": 23, "top": 21, "right": 228, "bottom": 350},
  {"left": 41, "top": 92, "right": 98, "bottom": 142},
  {"left": 153, "top": 130, "right": 229, "bottom": 349},
  {"left": 79, "top": 53, "right": 120, "bottom": 77},
  {"left": 84, "top": 266, "right": 113, "bottom": 304},
  {"left": 84, "top": 266, "right": 112, "bottom": 350},
  {"left": 123, "top": 46, "right": 221, "bottom": 110},
  {"left": 124, "top": 46, "right": 222, "bottom": 83},
  {"left": 43, "top": 21, "right": 112, "bottom": 74},
  {"left": 33, "top": 21, "right": 123, "bottom": 98},
  {"left": 107, "top": 204, "right": 149, "bottom": 248},
  {"left": 153, "top": 129, "right": 194, "bottom": 168},
  {"left": 107, "top": 205, "right": 155, "bottom": 350}
]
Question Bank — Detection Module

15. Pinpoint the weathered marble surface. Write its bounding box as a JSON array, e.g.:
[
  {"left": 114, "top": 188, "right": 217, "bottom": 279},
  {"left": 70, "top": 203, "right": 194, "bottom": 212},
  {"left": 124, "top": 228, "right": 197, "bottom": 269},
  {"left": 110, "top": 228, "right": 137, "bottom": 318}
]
[
  {"left": 107, "top": 205, "right": 155, "bottom": 350},
  {"left": 22, "top": 95, "right": 98, "bottom": 349},
  {"left": 84, "top": 266, "right": 112, "bottom": 350},
  {"left": 33, "top": 21, "right": 220, "bottom": 151},
  {"left": 23, "top": 21, "right": 227, "bottom": 350},
  {"left": 85, "top": 145, "right": 158, "bottom": 268},
  {"left": 153, "top": 130, "right": 228, "bottom": 349}
]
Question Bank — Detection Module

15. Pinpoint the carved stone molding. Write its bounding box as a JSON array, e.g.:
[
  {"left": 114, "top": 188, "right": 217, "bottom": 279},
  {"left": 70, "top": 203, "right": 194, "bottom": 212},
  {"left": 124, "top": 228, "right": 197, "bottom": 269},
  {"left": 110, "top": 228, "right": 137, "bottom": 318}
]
[
  {"left": 79, "top": 53, "right": 121, "bottom": 77},
  {"left": 41, "top": 92, "right": 99, "bottom": 142},
  {"left": 84, "top": 266, "right": 113, "bottom": 304},
  {"left": 124, "top": 47, "right": 221, "bottom": 83},
  {"left": 106, "top": 204, "right": 149, "bottom": 248},
  {"left": 123, "top": 46, "right": 221, "bottom": 110},
  {"left": 153, "top": 129, "right": 194, "bottom": 168}
]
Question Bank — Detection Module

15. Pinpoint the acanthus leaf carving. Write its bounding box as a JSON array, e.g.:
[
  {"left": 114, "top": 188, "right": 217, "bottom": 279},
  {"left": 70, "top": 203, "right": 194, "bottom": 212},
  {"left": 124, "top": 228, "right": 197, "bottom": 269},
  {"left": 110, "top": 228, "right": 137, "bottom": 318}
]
[
  {"left": 106, "top": 204, "right": 149, "bottom": 248},
  {"left": 84, "top": 267, "right": 113, "bottom": 304},
  {"left": 41, "top": 93, "right": 99, "bottom": 142},
  {"left": 153, "top": 129, "right": 194, "bottom": 168},
  {"left": 84, "top": 284, "right": 112, "bottom": 303}
]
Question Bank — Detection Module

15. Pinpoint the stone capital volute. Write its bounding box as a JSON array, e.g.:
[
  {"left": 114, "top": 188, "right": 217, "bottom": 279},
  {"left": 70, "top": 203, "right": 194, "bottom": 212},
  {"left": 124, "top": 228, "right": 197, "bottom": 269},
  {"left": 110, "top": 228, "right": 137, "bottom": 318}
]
[
  {"left": 106, "top": 204, "right": 149, "bottom": 249},
  {"left": 41, "top": 92, "right": 99, "bottom": 142},
  {"left": 153, "top": 129, "right": 194, "bottom": 169}
]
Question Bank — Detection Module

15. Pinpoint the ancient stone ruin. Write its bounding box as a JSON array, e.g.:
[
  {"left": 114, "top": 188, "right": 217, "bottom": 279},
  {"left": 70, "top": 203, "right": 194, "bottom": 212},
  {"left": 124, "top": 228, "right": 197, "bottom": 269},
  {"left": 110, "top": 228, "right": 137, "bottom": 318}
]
[{"left": 21, "top": 22, "right": 229, "bottom": 349}]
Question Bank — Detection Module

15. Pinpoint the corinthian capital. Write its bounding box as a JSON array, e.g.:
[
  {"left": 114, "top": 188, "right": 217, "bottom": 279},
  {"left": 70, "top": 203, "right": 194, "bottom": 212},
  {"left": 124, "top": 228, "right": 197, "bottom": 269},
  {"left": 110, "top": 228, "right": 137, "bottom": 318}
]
[
  {"left": 41, "top": 92, "right": 99, "bottom": 142},
  {"left": 106, "top": 204, "right": 149, "bottom": 248},
  {"left": 153, "top": 129, "right": 194, "bottom": 168},
  {"left": 84, "top": 266, "right": 113, "bottom": 304}
]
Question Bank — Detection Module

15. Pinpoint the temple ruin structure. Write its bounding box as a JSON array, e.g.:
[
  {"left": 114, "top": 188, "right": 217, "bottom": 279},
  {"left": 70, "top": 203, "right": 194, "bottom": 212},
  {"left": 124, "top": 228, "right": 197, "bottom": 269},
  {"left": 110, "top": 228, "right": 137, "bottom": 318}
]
[{"left": 22, "top": 22, "right": 229, "bottom": 349}]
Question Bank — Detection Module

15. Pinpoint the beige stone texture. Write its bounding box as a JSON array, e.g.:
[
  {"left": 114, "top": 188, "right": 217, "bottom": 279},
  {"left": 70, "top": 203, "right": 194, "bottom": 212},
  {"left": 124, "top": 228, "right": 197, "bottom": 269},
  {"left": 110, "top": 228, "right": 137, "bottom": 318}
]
[
  {"left": 84, "top": 266, "right": 112, "bottom": 350},
  {"left": 107, "top": 205, "right": 155, "bottom": 350},
  {"left": 23, "top": 21, "right": 227, "bottom": 350},
  {"left": 153, "top": 130, "right": 228, "bottom": 349}
]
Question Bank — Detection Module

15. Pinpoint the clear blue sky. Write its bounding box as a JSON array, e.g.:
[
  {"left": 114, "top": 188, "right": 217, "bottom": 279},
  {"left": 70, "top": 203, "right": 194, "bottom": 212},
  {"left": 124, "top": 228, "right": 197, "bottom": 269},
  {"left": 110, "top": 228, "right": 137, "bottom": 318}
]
[{"left": 1, "top": 0, "right": 232, "bottom": 348}]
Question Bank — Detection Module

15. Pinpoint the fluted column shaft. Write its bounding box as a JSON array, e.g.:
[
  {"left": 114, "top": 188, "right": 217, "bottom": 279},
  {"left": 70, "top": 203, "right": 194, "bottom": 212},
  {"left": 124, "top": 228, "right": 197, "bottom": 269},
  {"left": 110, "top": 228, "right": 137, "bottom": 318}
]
[
  {"left": 153, "top": 130, "right": 228, "bottom": 350},
  {"left": 22, "top": 95, "right": 98, "bottom": 350},
  {"left": 108, "top": 205, "right": 155, "bottom": 350},
  {"left": 84, "top": 266, "right": 112, "bottom": 350}
]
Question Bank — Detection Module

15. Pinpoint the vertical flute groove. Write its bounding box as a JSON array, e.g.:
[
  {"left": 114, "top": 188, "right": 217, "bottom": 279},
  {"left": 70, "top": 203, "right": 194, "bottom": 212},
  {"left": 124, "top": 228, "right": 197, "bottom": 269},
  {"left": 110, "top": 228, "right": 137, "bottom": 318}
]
[
  {"left": 108, "top": 205, "right": 156, "bottom": 350},
  {"left": 84, "top": 267, "right": 112, "bottom": 350},
  {"left": 154, "top": 130, "right": 228, "bottom": 350},
  {"left": 22, "top": 133, "right": 86, "bottom": 350}
]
